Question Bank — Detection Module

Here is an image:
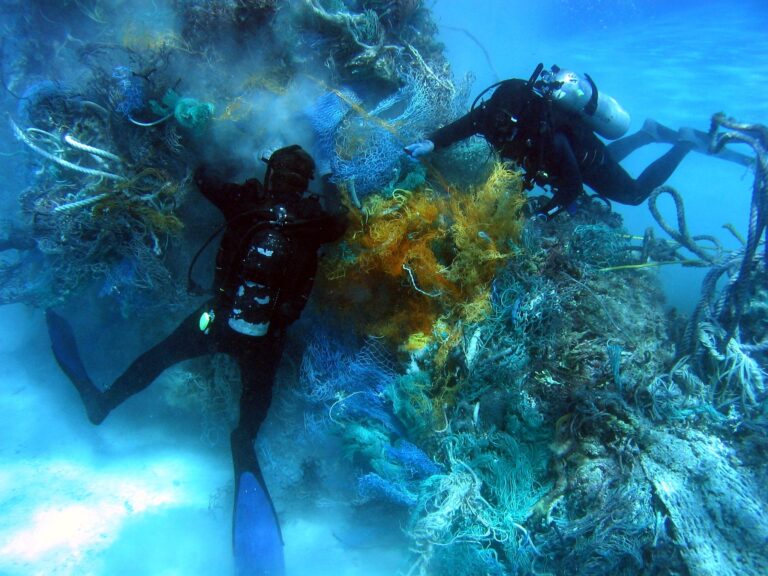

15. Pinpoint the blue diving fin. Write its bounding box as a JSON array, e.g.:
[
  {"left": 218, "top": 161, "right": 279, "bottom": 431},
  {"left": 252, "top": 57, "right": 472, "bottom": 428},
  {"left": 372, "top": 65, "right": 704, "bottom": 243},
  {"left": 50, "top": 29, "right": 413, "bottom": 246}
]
[
  {"left": 233, "top": 471, "right": 285, "bottom": 576},
  {"left": 45, "top": 309, "right": 107, "bottom": 424}
]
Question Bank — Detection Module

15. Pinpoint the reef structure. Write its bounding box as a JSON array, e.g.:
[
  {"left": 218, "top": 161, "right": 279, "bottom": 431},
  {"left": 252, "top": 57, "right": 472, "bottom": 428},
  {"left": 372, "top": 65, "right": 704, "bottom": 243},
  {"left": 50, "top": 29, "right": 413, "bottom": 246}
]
[{"left": 0, "top": 3, "right": 765, "bottom": 576}]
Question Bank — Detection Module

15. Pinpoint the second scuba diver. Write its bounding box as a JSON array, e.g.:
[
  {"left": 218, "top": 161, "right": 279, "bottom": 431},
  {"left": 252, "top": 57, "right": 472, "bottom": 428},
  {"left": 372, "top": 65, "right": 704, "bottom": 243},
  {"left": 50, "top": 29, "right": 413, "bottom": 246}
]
[
  {"left": 405, "top": 63, "right": 750, "bottom": 219},
  {"left": 46, "top": 144, "right": 349, "bottom": 576}
]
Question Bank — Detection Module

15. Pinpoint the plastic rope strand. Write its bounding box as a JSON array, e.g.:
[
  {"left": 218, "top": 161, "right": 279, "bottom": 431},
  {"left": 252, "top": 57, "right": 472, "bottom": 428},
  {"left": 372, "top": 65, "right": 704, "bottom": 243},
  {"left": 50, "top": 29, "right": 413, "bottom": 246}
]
[
  {"left": 9, "top": 117, "right": 127, "bottom": 181},
  {"left": 709, "top": 115, "right": 768, "bottom": 335},
  {"left": 127, "top": 112, "right": 173, "bottom": 127},
  {"left": 723, "top": 223, "right": 747, "bottom": 246},
  {"left": 53, "top": 193, "right": 110, "bottom": 212},
  {"left": 710, "top": 113, "right": 768, "bottom": 148},
  {"left": 648, "top": 186, "right": 721, "bottom": 264},
  {"left": 682, "top": 257, "right": 735, "bottom": 356},
  {"left": 63, "top": 132, "right": 123, "bottom": 163}
]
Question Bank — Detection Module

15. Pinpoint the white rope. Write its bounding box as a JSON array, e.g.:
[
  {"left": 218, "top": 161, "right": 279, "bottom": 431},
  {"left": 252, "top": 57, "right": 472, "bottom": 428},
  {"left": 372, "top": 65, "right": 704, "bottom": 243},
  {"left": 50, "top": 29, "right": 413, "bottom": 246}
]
[{"left": 10, "top": 118, "right": 127, "bottom": 181}]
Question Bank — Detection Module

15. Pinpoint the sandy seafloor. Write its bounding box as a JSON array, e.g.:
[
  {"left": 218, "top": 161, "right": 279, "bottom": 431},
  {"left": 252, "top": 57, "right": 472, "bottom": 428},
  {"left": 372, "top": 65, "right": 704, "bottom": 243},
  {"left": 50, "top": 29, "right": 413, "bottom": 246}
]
[
  {"left": 1, "top": 0, "right": 767, "bottom": 574},
  {"left": 0, "top": 301, "right": 409, "bottom": 576}
]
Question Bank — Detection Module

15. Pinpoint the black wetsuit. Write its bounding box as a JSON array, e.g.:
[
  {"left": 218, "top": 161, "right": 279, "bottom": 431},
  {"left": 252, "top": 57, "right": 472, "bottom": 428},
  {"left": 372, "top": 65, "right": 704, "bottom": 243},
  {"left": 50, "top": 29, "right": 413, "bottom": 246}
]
[
  {"left": 430, "top": 79, "right": 692, "bottom": 215},
  {"left": 96, "top": 165, "right": 348, "bottom": 508}
]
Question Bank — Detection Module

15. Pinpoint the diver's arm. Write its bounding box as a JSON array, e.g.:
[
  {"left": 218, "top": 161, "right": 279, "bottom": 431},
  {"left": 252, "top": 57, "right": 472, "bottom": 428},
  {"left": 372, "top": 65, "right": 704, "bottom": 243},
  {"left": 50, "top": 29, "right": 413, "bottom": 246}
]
[
  {"left": 316, "top": 209, "right": 350, "bottom": 243},
  {"left": 317, "top": 175, "right": 350, "bottom": 242},
  {"left": 405, "top": 102, "right": 487, "bottom": 158},
  {"left": 293, "top": 200, "right": 349, "bottom": 244},
  {"left": 194, "top": 164, "right": 226, "bottom": 202},
  {"left": 429, "top": 106, "right": 486, "bottom": 150},
  {"left": 193, "top": 164, "right": 255, "bottom": 215},
  {"left": 538, "top": 132, "right": 583, "bottom": 217}
]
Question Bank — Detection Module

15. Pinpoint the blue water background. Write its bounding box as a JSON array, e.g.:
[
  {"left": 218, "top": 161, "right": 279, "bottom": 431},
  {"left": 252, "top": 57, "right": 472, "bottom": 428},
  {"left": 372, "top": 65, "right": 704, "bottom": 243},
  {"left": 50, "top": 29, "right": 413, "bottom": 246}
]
[{"left": 434, "top": 0, "right": 768, "bottom": 311}]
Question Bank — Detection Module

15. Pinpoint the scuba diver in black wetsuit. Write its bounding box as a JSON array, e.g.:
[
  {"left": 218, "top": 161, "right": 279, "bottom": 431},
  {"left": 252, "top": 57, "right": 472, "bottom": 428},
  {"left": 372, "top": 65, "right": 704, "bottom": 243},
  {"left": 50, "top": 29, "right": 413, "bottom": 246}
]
[
  {"left": 405, "top": 64, "right": 752, "bottom": 220},
  {"left": 45, "top": 145, "right": 348, "bottom": 576}
]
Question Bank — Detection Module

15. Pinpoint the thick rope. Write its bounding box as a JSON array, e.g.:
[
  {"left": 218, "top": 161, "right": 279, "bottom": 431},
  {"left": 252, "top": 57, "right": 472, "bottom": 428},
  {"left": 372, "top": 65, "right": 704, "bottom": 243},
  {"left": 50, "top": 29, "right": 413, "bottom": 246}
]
[
  {"left": 648, "top": 186, "right": 722, "bottom": 264},
  {"left": 708, "top": 115, "right": 767, "bottom": 335},
  {"left": 9, "top": 117, "right": 127, "bottom": 181},
  {"left": 678, "top": 115, "right": 766, "bottom": 360}
]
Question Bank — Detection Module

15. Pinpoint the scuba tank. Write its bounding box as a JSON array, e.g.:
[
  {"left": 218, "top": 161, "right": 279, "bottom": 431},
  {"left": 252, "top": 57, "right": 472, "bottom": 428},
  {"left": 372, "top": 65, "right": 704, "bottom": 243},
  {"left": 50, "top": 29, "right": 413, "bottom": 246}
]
[{"left": 534, "top": 65, "right": 631, "bottom": 140}]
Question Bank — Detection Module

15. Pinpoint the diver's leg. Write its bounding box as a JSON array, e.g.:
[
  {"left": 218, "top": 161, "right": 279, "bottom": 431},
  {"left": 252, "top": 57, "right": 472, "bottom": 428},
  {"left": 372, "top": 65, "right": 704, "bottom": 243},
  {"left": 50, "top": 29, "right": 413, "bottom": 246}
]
[
  {"left": 606, "top": 119, "right": 680, "bottom": 162},
  {"left": 46, "top": 309, "right": 108, "bottom": 424},
  {"left": 610, "top": 120, "right": 754, "bottom": 167},
  {"left": 634, "top": 142, "right": 694, "bottom": 199},
  {"left": 229, "top": 330, "right": 287, "bottom": 576},
  {"left": 47, "top": 306, "right": 213, "bottom": 425},
  {"left": 99, "top": 307, "right": 215, "bottom": 421},
  {"left": 585, "top": 141, "right": 692, "bottom": 206}
]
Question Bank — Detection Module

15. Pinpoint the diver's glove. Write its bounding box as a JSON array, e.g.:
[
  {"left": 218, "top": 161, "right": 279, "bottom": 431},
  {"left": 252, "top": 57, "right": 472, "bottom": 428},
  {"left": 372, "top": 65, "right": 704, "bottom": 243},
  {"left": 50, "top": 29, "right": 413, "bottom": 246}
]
[
  {"left": 529, "top": 196, "right": 574, "bottom": 222},
  {"left": 404, "top": 140, "right": 435, "bottom": 160}
]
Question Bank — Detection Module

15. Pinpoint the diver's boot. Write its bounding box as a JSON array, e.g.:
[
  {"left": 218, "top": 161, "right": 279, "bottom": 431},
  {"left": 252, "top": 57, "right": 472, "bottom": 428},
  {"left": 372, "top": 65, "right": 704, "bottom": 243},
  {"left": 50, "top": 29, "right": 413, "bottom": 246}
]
[
  {"left": 45, "top": 309, "right": 110, "bottom": 425},
  {"left": 73, "top": 376, "right": 109, "bottom": 425}
]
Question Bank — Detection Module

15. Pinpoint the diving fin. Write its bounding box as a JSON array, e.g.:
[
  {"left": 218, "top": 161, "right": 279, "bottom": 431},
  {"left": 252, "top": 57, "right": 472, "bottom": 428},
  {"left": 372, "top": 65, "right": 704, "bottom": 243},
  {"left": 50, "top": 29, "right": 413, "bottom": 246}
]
[
  {"left": 644, "top": 120, "right": 754, "bottom": 168},
  {"left": 45, "top": 309, "right": 108, "bottom": 425},
  {"left": 676, "top": 126, "right": 755, "bottom": 168},
  {"left": 233, "top": 471, "right": 285, "bottom": 576}
]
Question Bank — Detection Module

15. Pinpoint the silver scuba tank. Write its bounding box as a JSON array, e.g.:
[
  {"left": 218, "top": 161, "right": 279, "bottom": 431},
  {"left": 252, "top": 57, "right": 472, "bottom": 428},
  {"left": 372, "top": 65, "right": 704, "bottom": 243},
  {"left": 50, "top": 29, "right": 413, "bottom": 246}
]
[{"left": 537, "top": 66, "right": 631, "bottom": 140}]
